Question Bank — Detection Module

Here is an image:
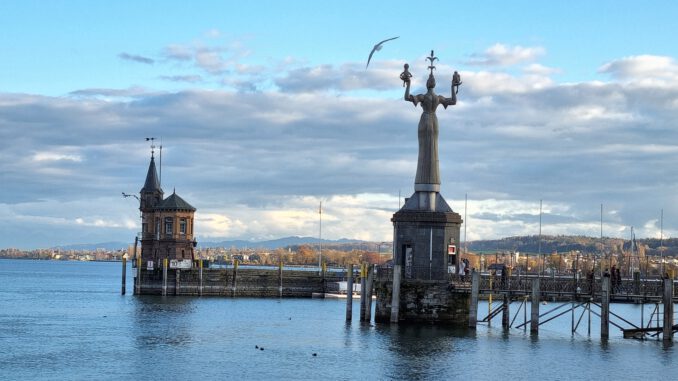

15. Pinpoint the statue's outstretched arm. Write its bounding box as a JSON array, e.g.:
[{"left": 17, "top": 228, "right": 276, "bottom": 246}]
[
  {"left": 440, "top": 82, "right": 457, "bottom": 109},
  {"left": 403, "top": 80, "right": 419, "bottom": 106}
]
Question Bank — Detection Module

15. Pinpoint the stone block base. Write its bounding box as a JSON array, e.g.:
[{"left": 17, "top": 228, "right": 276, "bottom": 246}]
[{"left": 375, "top": 279, "right": 470, "bottom": 325}]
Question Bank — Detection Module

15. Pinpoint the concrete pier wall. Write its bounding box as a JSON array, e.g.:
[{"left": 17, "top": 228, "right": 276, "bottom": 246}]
[
  {"left": 138, "top": 268, "right": 343, "bottom": 297},
  {"left": 375, "top": 279, "right": 470, "bottom": 324}
]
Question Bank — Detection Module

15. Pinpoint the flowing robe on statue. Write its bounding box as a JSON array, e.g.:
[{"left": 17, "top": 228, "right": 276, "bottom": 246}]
[{"left": 414, "top": 92, "right": 441, "bottom": 186}]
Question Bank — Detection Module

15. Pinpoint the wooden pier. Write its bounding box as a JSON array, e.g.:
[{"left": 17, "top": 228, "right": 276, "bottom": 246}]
[{"left": 374, "top": 267, "right": 677, "bottom": 341}]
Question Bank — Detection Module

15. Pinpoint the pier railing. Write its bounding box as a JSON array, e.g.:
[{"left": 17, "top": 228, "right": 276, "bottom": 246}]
[{"left": 375, "top": 265, "right": 677, "bottom": 301}]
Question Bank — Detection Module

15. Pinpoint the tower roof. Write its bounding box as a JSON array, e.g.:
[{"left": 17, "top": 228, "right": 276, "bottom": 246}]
[
  {"left": 155, "top": 191, "right": 196, "bottom": 212},
  {"left": 141, "top": 156, "right": 162, "bottom": 193}
]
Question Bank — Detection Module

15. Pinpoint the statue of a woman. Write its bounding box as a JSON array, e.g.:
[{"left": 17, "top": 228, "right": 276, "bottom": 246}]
[{"left": 402, "top": 68, "right": 457, "bottom": 191}]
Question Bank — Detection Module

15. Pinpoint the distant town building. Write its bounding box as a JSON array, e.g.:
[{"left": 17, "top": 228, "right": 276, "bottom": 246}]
[{"left": 139, "top": 153, "right": 196, "bottom": 268}]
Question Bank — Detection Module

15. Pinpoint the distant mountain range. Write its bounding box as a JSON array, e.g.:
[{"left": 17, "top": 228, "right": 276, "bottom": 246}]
[
  {"left": 53, "top": 236, "right": 362, "bottom": 251},
  {"left": 51, "top": 234, "right": 678, "bottom": 255}
]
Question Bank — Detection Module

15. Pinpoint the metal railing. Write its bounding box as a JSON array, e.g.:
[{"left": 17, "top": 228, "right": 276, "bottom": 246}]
[{"left": 374, "top": 265, "right": 677, "bottom": 299}]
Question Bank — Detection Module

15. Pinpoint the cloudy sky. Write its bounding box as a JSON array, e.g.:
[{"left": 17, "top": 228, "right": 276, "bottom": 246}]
[{"left": 2, "top": 1, "right": 678, "bottom": 249}]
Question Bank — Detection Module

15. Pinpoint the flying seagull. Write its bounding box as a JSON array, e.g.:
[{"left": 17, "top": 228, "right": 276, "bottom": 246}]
[{"left": 366, "top": 36, "right": 399, "bottom": 69}]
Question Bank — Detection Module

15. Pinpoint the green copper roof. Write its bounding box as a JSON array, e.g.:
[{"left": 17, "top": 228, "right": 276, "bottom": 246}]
[{"left": 155, "top": 191, "right": 196, "bottom": 211}]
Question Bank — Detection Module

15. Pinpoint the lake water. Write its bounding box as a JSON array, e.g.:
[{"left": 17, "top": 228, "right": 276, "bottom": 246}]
[{"left": 0, "top": 259, "right": 675, "bottom": 380}]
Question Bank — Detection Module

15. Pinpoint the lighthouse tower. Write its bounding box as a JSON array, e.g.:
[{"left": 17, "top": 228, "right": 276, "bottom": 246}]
[{"left": 139, "top": 151, "right": 196, "bottom": 269}]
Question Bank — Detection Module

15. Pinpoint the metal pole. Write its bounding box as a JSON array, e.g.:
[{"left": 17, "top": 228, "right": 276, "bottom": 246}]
[
  {"left": 539, "top": 200, "right": 543, "bottom": 277},
  {"left": 318, "top": 201, "right": 322, "bottom": 273},
  {"left": 600, "top": 204, "right": 610, "bottom": 276},
  {"left": 159, "top": 140, "right": 162, "bottom": 189},
  {"left": 660, "top": 209, "right": 664, "bottom": 276},
  {"left": 464, "top": 193, "right": 468, "bottom": 256}
]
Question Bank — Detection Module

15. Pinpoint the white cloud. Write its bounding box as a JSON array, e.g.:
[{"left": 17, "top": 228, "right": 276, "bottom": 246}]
[
  {"left": 33, "top": 152, "right": 82, "bottom": 162},
  {"left": 3, "top": 45, "right": 678, "bottom": 248},
  {"left": 467, "top": 43, "right": 545, "bottom": 67},
  {"left": 599, "top": 55, "right": 678, "bottom": 84}
]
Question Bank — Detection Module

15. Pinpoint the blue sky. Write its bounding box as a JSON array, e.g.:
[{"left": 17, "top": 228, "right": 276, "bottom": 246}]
[{"left": 2, "top": 1, "right": 678, "bottom": 248}]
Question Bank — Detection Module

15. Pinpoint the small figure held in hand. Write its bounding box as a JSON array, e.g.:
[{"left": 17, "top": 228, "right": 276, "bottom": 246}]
[
  {"left": 400, "top": 63, "right": 412, "bottom": 87},
  {"left": 452, "top": 71, "right": 462, "bottom": 94}
]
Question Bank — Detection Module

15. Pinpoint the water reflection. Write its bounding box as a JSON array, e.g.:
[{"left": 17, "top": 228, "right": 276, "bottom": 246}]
[
  {"left": 380, "top": 324, "right": 472, "bottom": 379},
  {"left": 132, "top": 296, "right": 197, "bottom": 349}
]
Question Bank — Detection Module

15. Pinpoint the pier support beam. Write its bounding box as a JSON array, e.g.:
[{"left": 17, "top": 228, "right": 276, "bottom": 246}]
[
  {"left": 278, "top": 259, "right": 283, "bottom": 298},
  {"left": 469, "top": 270, "right": 479, "bottom": 329},
  {"left": 531, "top": 278, "right": 540, "bottom": 333},
  {"left": 601, "top": 276, "right": 610, "bottom": 339},
  {"left": 231, "top": 259, "right": 238, "bottom": 297},
  {"left": 199, "top": 259, "right": 203, "bottom": 296},
  {"left": 502, "top": 294, "right": 510, "bottom": 329},
  {"left": 360, "top": 264, "right": 367, "bottom": 322},
  {"left": 121, "top": 256, "right": 126, "bottom": 295},
  {"left": 633, "top": 271, "right": 641, "bottom": 296},
  {"left": 135, "top": 256, "right": 141, "bottom": 295},
  {"left": 365, "top": 264, "right": 374, "bottom": 323},
  {"left": 663, "top": 278, "right": 674, "bottom": 341},
  {"left": 162, "top": 258, "right": 168, "bottom": 296},
  {"left": 175, "top": 269, "right": 181, "bottom": 296},
  {"left": 346, "top": 264, "right": 354, "bottom": 321},
  {"left": 390, "top": 265, "right": 402, "bottom": 323}
]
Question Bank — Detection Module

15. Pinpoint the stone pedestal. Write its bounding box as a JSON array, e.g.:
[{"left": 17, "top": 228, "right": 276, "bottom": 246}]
[
  {"left": 392, "top": 191, "right": 462, "bottom": 281},
  {"left": 374, "top": 279, "right": 470, "bottom": 324}
]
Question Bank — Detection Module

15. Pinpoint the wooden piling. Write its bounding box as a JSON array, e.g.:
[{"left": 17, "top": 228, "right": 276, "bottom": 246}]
[
  {"left": 121, "top": 256, "right": 126, "bottom": 295},
  {"left": 231, "top": 259, "right": 238, "bottom": 297},
  {"left": 135, "top": 255, "right": 141, "bottom": 295},
  {"left": 523, "top": 295, "right": 528, "bottom": 331},
  {"left": 278, "top": 259, "right": 283, "bottom": 298},
  {"left": 390, "top": 264, "right": 402, "bottom": 323},
  {"left": 633, "top": 271, "right": 641, "bottom": 296},
  {"left": 346, "top": 264, "right": 354, "bottom": 321},
  {"left": 601, "top": 276, "right": 610, "bottom": 339},
  {"left": 162, "top": 257, "right": 168, "bottom": 296},
  {"left": 469, "top": 270, "right": 480, "bottom": 329},
  {"left": 131, "top": 237, "right": 138, "bottom": 295},
  {"left": 531, "top": 278, "right": 540, "bottom": 333},
  {"left": 663, "top": 278, "right": 674, "bottom": 341},
  {"left": 360, "top": 264, "right": 367, "bottom": 322},
  {"left": 175, "top": 269, "right": 181, "bottom": 296},
  {"left": 502, "top": 294, "right": 510, "bottom": 329},
  {"left": 198, "top": 259, "right": 203, "bottom": 296},
  {"left": 365, "top": 264, "right": 374, "bottom": 323}
]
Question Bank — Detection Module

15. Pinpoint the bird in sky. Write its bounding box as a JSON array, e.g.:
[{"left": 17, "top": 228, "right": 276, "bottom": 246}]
[{"left": 366, "top": 36, "right": 399, "bottom": 69}]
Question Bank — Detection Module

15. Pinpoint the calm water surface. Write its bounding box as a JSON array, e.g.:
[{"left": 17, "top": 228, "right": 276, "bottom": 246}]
[{"left": 0, "top": 259, "right": 675, "bottom": 380}]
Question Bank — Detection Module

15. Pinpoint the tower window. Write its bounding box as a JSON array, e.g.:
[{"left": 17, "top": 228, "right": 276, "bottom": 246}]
[
  {"left": 165, "top": 217, "right": 173, "bottom": 235},
  {"left": 180, "top": 218, "right": 187, "bottom": 234}
]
